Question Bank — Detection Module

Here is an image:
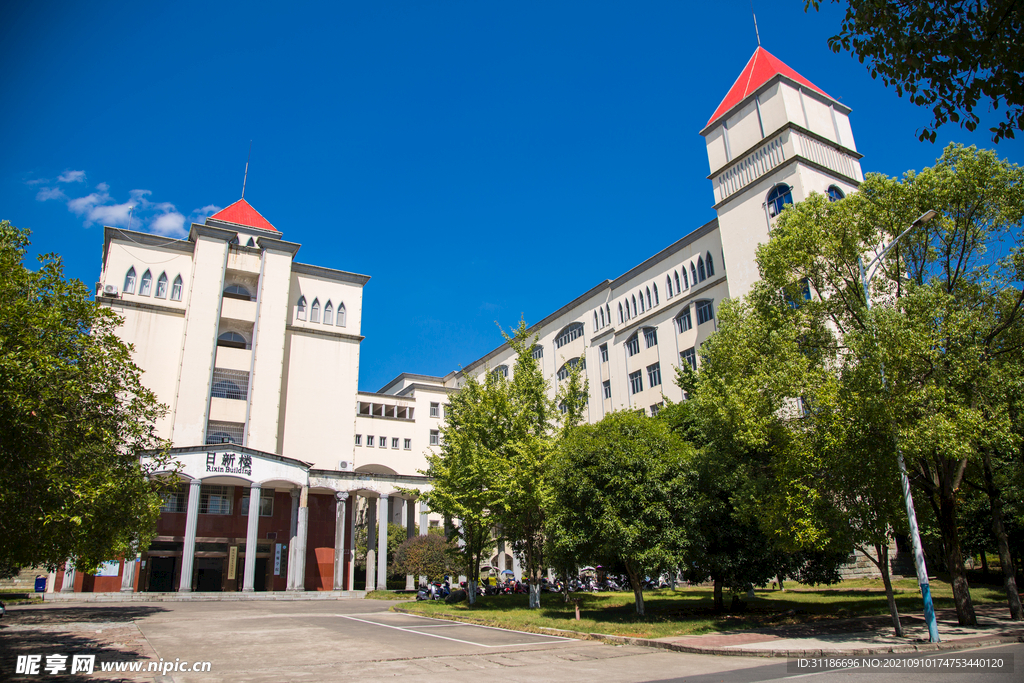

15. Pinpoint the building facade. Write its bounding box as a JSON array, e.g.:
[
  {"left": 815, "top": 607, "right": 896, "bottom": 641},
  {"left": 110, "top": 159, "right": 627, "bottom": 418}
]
[{"left": 57, "top": 47, "right": 868, "bottom": 594}]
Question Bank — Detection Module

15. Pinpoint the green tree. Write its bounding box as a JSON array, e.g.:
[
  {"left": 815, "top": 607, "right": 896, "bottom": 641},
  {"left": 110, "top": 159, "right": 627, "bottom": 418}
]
[
  {"left": 807, "top": 0, "right": 1024, "bottom": 142},
  {"left": 0, "top": 221, "right": 171, "bottom": 577},
  {"left": 392, "top": 533, "right": 459, "bottom": 583},
  {"left": 547, "top": 410, "right": 689, "bottom": 615}
]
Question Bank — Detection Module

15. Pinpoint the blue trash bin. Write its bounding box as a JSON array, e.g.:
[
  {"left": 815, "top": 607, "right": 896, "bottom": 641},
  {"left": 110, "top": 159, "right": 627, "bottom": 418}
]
[{"left": 35, "top": 576, "right": 47, "bottom": 592}]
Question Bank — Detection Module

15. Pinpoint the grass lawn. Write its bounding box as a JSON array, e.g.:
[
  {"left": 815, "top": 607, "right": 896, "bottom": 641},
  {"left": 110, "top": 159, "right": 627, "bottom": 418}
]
[{"left": 394, "top": 578, "right": 1008, "bottom": 640}]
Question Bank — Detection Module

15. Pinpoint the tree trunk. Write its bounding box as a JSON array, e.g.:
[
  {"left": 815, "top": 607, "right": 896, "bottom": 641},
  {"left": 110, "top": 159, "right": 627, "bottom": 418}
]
[
  {"left": 937, "top": 482, "right": 977, "bottom": 625},
  {"left": 980, "top": 551, "right": 989, "bottom": 576},
  {"left": 712, "top": 575, "right": 724, "bottom": 613},
  {"left": 875, "top": 542, "right": 904, "bottom": 637},
  {"left": 624, "top": 562, "right": 645, "bottom": 616},
  {"left": 982, "top": 448, "right": 1023, "bottom": 620},
  {"left": 529, "top": 582, "right": 541, "bottom": 609}
]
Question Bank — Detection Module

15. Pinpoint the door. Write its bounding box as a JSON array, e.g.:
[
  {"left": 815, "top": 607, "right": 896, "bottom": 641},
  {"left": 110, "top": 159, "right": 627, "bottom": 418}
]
[
  {"left": 255, "top": 558, "right": 268, "bottom": 591},
  {"left": 148, "top": 557, "right": 176, "bottom": 592},
  {"left": 195, "top": 558, "right": 223, "bottom": 591}
]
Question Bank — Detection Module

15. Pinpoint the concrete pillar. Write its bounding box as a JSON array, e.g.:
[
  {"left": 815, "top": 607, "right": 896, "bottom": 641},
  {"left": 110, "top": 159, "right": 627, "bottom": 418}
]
[
  {"left": 333, "top": 492, "right": 349, "bottom": 590},
  {"left": 366, "top": 496, "right": 377, "bottom": 591},
  {"left": 178, "top": 479, "right": 202, "bottom": 592},
  {"left": 346, "top": 494, "right": 357, "bottom": 591},
  {"left": 405, "top": 499, "right": 416, "bottom": 590},
  {"left": 60, "top": 560, "right": 75, "bottom": 593},
  {"left": 243, "top": 482, "right": 261, "bottom": 592},
  {"left": 377, "top": 493, "right": 389, "bottom": 590},
  {"left": 120, "top": 557, "right": 137, "bottom": 592},
  {"left": 288, "top": 486, "right": 308, "bottom": 591},
  {"left": 46, "top": 570, "right": 56, "bottom": 593},
  {"left": 418, "top": 500, "right": 429, "bottom": 587},
  {"left": 512, "top": 550, "right": 523, "bottom": 581}
]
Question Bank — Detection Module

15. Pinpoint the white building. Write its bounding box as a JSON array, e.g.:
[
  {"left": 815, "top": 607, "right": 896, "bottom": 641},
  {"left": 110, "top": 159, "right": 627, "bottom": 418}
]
[{"left": 59, "top": 47, "right": 865, "bottom": 595}]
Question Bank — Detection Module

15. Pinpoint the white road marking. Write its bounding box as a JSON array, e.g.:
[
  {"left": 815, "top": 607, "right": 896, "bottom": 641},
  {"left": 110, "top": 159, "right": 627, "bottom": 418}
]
[{"left": 336, "top": 613, "right": 572, "bottom": 648}]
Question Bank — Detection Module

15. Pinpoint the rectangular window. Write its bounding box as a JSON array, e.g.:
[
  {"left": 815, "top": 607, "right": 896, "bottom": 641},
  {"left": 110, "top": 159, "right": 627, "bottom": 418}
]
[
  {"left": 367, "top": 435, "right": 374, "bottom": 447},
  {"left": 430, "top": 402, "right": 439, "bottom": 418},
  {"left": 159, "top": 483, "right": 187, "bottom": 513},
  {"left": 681, "top": 348, "right": 697, "bottom": 370},
  {"left": 379, "top": 436, "right": 387, "bottom": 448},
  {"left": 429, "top": 430, "right": 439, "bottom": 446},
  {"left": 355, "top": 434, "right": 362, "bottom": 446},
  {"left": 240, "top": 490, "right": 274, "bottom": 517},
  {"left": 211, "top": 368, "right": 249, "bottom": 401},
  {"left": 199, "top": 485, "right": 232, "bottom": 515},
  {"left": 531, "top": 345, "right": 543, "bottom": 360},
  {"left": 628, "top": 370, "right": 643, "bottom": 395},
  {"left": 644, "top": 328, "right": 658, "bottom": 348},
  {"left": 599, "top": 344, "right": 608, "bottom": 363},
  {"left": 650, "top": 402, "right": 663, "bottom": 417},
  {"left": 626, "top": 336, "right": 640, "bottom": 356},
  {"left": 675, "top": 307, "right": 692, "bottom": 333},
  {"left": 602, "top": 380, "right": 611, "bottom": 399},
  {"left": 647, "top": 363, "right": 662, "bottom": 387},
  {"left": 205, "top": 421, "right": 244, "bottom": 445},
  {"left": 404, "top": 438, "right": 411, "bottom": 450},
  {"left": 392, "top": 437, "right": 399, "bottom": 449},
  {"left": 696, "top": 300, "right": 714, "bottom": 325}
]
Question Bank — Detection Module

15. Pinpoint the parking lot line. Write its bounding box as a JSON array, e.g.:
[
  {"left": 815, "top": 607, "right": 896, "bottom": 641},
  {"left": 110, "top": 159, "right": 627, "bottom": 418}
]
[{"left": 336, "top": 614, "right": 572, "bottom": 648}]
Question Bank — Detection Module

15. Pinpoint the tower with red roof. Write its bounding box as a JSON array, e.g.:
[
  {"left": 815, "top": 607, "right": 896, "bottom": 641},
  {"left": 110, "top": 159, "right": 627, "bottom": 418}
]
[{"left": 701, "top": 47, "right": 864, "bottom": 299}]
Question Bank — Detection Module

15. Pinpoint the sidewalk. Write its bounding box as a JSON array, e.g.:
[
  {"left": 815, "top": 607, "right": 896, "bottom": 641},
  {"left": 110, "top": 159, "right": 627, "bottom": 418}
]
[{"left": 559, "top": 604, "right": 1024, "bottom": 657}]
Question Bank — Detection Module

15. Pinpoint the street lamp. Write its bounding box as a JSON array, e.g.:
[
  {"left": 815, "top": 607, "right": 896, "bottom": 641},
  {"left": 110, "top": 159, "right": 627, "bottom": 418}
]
[{"left": 858, "top": 209, "right": 940, "bottom": 643}]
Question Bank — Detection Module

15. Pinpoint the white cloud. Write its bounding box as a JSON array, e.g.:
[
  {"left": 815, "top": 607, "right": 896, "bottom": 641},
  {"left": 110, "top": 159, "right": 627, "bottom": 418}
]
[
  {"left": 26, "top": 177, "right": 49, "bottom": 186},
  {"left": 191, "top": 204, "right": 222, "bottom": 224},
  {"left": 36, "top": 187, "right": 67, "bottom": 202},
  {"left": 57, "top": 170, "right": 86, "bottom": 183},
  {"left": 149, "top": 211, "right": 187, "bottom": 238}
]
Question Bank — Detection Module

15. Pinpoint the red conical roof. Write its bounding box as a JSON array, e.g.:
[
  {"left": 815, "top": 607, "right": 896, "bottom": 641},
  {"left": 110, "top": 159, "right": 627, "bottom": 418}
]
[
  {"left": 706, "top": 47, "right": 833, "bottom": 128},
  {"left": 210, "top": 198, "right": 278, "bottom": 232}
]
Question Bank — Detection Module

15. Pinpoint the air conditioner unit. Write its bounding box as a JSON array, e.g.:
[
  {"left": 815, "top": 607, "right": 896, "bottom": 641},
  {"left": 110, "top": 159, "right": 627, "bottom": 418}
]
[
  {"left": 338, "top": 460, "right": 354, "bottom": 472},
  {"left": 102, "top": 284, "right": 119, "bottom": 296}
]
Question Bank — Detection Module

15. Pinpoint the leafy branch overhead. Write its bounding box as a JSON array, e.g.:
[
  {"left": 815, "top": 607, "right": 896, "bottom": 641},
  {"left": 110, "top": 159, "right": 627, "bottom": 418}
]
[{"left": 807, "top": 0, "right": 1024, "bottom": 142}]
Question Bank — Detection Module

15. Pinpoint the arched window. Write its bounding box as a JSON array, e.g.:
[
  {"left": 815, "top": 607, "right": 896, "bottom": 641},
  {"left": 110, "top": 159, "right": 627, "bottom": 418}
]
[
  {"left": 324, "top": 301, "right": 334, "bottom": 326},
  {"left": 337, "top": 302, "right": 346, "bottom": 327},
  {"left": 246, "top": 237, "right": 256, "bottom": 247},
  {"left": 618, "top": 303, "right": 624, "bottom": 323},
  {"left": 170, "top": 275, "right": 183, "bottom": 301},
  {"left": 638, "top": 290, "right": 645, "bottom": 313},
  {"left": 492, "top": 365, "right": 509, "bottom": 380},
  {"left": 155, "top": 272, "right": 168, "bottom": 298},
  {"left": 593, "top": 311, "right": 599, "bottom": 330},
  {"left": 297, "top": 296, "right": 307, "bottom": 321},
  {"left": 646, "top": 287, "right": 652, "bottom": 308},
  {"left": 605, "top": 305, "right": 610, "bottom": 326},
  {"left": 827, "top": 185, "right": 845, "bottom": 202},
  {"left": 217, "top": 331, "right": 248, "bottom": 349},
  {"left": 229, "top": 235, "right": 240, "bottom": 245},
  {"left": 557, "top": 357, "right": 583, "bottom": 381},
  {"left": 139, "top": 270, "right": 152, "bottom": 296},
  {"left": 676, "top": 270, "right": 682, "bottom": 291},
  {"left": 599, "top": 307, "right": 605, "bottom": 328},
  {"left": 653, "top": 283, "right": 659, "bottom": 305},
  {"left": 681, "top": 269, "right": 687, "bottom": 289},
  {"left": 690, "top": 263, "right": 697, "bottom": 286},
  {"left": 631, "top": 295, "right": 637, "bottom": 318},
  {"left": 124, "top": 267, "right": 136, "bottom": 294},
  {"left": 666, "top": 275, "right": 673, "bottom": 297},
  {"left": 706, "top": 252, "right": 715, "bottom": 276},
  {"left": 211, "top": 380, "right": 244, "bottom": 400},
  {"left": 224, "top": 284, "right": 252, "bottom": 301},
  {"left": 555, "top": 322, "right": 584, "bottom": 348},
  {"left": 310, "top": 298, "right": 321, "bottom": 323},
  {"left": 766, "top": 183, "right": 793, "bottom": 217},
  {"left": 697, "top": 256, "right": 706, "bottom": 282}
]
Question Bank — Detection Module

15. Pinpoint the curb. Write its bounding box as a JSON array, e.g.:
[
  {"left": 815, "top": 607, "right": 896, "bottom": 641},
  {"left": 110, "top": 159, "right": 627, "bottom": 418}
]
[{"left": 391, "top": 606, "right": 1024, "bottom": 658}]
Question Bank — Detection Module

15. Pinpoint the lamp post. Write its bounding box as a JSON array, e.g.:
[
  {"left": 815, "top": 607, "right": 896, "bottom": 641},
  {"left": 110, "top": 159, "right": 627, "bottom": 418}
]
[{"left": 857, "top": 209, "right": 940, "bottom": 643}]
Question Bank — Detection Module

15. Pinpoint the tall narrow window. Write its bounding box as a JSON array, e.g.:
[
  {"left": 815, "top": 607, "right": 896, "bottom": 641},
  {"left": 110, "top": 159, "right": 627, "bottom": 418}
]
[
  {"left": 599, "top": 307, "right": 605, "bottom": 328},
  {"left": 697, "top": 256, "right": 706, "bottom": 282},
  {"left": 666, "top": 275, "right": 673, "bottom": 297},
  {"left": 681, "top": 347, "right": 697, "bottom": 370},
  {"left": 337, "top": 303, "right": 346, "bottom": 327},
  {"left": 170, "top": 275, "right": 183, "bottom": 301},
  {"left": 626, "top": 334, "right": 640, "bottom": 356},
  {"left": 643, "top": 327, "right": 657, "bottom": 348},
  {"left": 602, "top": 380, "right": 611, "bottom": 399},
  {"left": 646, "top": 287, "right": 652, "bottom": 309},
  {"left": 653, "top": 283, "right": 659, "bottom": 305},
  {"left": 124, "top": 267, "right": 136, "bottom": 294},
  {"left": 155, "top": 272, "right": 168, "bottom": 298},
  {"left": 681, "top": 269, "right": 688, "bottom": 289},
  {"left": 706, "top": 252, "right": 715, "bottom": 276},
  {"left": 631, "top": 295, "right": 637, "bottom": 318},
  {"left": 139, "top": 269, "right": 152, "bottom": 296},
  {"left": 324, "top": 301, "right": 334, "bottom": 326},
  {"left": 618, "top": 303, "right": 623, "bottom": 323},
  {"left": 638, "top": 291, "right": 645, "bottom": 313},
  {"left": 690, "top": 264, "right": 697, "bottom": 286},
  {"left": 297, "top": 296, "right": 307, "bottom": 321},
  {"left": 696, "top": 299, "right": 714, "bottom": 325},
  {"left": 675, "top": 306, "right": 692, "bottom": 333},
  {"left": 310, "top": 299, "right": 320, "bottom": 323},
  {"left": 628, "top": 370, "right": 643, "bottom": 395},
  {"left": 593, "top": 312, "right": 599, "bottom": 330},
  {"left": 599, "top": 343, "right": 608, "bottom": 362},
  {"left": 605, "top": 305, "right": 610, "bottom": 326},
  {"left": 647, "top": 363, "right": 662, "bottom": 387}
]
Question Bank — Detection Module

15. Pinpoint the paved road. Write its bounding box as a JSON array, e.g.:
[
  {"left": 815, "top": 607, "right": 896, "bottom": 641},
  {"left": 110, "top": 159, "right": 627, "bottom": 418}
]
[{"left": 2, "top": 600, "right": 1018, "bottom": 682}]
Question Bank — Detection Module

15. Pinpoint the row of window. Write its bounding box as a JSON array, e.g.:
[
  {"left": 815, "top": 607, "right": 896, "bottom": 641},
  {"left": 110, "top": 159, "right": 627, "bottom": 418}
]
[
  {"left": 765, "top": 183, "right": 844, "bottom": 220},
  {"left": 296, "top": 296, "right": 347, "bottom": 327},
  {"left": 556, "top": 357, "right": 584, "bottom": 381},
  {"left": 612, "top": 253, "right": 717, "bottom": 327},
  {"left": 627, "top": 363, "right": 664, "bottom": 395},
  {"left": 355, "top": 434, "right": 413, "bottom": 450},
  {"left": 124, "top": 267, "right": 183, "bottom": 300},
  {"left": 555, "top": 322, "right": 584, "bottom": 348},
  {"left": 160, "top": 484, "right": 275, "bottom": 516}
]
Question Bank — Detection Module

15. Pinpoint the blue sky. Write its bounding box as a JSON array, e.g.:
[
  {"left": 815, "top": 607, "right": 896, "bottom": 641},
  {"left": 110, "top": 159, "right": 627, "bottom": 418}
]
[{"left": 2, "top": 1, "right": 1021, "bottom": 393}]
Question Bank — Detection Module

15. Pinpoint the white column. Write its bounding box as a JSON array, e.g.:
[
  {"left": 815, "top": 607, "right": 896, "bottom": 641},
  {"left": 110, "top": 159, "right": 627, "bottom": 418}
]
[
  {"left": 178, "top": 479, "right": 202, "bottom": 592},
  {"left": 333, "top": 492, "right": 349, "bottom": 591},
  {"left": 405, "top": 499, "right": 416, "bottom": 590},
  {"left": 46, "top": 570, "right": 57, "bottom": 593},
  {"left": 365, "top": 496, "right": 377, "bottom": 591},
  {"left": 288, "top": 486, "right": 308, "bottom": 591},
  {"left": 377, "top": 493, "right": 389, "bottom": 590},
  {"left": 120, "top": 556, "right": 137, "bottom": 592},
  {"left": 419, "top": 500, "right": 429, "bottom": 536},
  {"left": 243, "top": 482, "right": 261, "bottom": 592},
  {"left": 60, "top": 560, "right": 76, "bottom": 592},
  {"left": 347, "top": 494, "right": 357, "bottom": 591}
]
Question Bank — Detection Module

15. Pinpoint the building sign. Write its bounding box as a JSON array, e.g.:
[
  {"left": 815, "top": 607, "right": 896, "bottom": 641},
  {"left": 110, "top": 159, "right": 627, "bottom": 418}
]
[
  {"left": 204, "top": 452, "right": 253, "bottom": 476},
  {"left": 228, "top": 546, "right": 238, "bottom": 580},
  {"left": 274, "top": 543, "right": 282, "bottom": 576},
  {"left": 93, "top": 560, "right": 120, "bottom": 577}
]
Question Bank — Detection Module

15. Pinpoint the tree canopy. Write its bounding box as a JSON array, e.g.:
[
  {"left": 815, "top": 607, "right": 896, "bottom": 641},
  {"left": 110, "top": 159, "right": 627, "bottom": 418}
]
[
  {"left": 808, "top": 0, "right": 1024, "bottom": 142},
  {"left": 0, "top": 221, "right": 171, "bottom": 577}
]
